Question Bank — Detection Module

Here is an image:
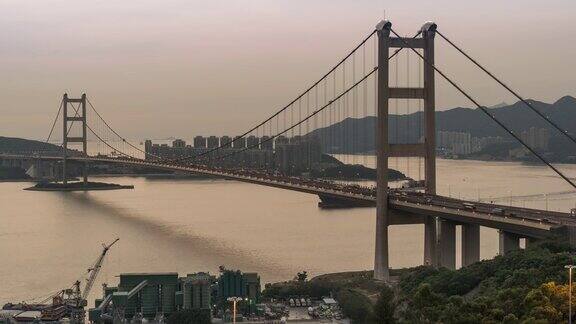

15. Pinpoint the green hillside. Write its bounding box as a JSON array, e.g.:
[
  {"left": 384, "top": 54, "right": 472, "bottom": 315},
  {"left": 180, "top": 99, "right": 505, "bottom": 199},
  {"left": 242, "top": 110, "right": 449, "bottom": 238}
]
[{"left": 263, "top": 239, "right": 576, "bottom": 323}]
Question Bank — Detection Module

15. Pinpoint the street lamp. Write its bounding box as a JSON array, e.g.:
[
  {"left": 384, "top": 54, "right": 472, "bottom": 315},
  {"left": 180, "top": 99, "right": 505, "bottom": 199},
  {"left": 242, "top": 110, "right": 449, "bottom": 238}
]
[
  {"left": 566, "top": 265, "right": 575, "bottom": 324},
  {"left": 227, "top": 297, "right": 243, "bottom": 324}
]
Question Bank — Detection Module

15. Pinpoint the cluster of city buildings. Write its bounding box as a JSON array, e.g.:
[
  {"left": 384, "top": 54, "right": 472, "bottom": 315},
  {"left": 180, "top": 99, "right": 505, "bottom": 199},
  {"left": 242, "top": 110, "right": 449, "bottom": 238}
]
[
  {"left": 436, "top": 127, "right": 550, "bottom": 157},
  {"left": 145, "top": 135, "right": 323, "bottom": 175},
  {"left": 436, "top": 131, "right": 475, "bottom": 156},
  {"left": 88, "top": 269, "right": 261, "bottom": 323},
  {"left": 519, "top": 127, "right": 550, "bottom": 151}
]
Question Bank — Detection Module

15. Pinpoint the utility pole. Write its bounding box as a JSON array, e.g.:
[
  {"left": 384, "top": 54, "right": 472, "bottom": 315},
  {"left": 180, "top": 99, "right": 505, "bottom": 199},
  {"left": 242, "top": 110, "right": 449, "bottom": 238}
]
[{"left": 566, "top": 265, "right": 574, "bottom": 324}]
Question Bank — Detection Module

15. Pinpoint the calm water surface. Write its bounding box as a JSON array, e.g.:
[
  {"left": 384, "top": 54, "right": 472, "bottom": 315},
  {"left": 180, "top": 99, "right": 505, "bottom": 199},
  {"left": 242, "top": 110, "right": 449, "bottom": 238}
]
[{"left": 1, "top": 157, "right": 576, "bottom": 304}]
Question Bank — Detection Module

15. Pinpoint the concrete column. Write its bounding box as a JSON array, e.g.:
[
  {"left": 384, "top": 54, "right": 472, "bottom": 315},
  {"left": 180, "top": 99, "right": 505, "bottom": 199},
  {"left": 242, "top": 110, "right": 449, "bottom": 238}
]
[
  {"left": 499, "top": 230, "right": 520, "bottom": 255},
  {"left": 373, "top": 20, "right": 391, "bottom": 281},
  {"left": 422, "top": 22, "right": 438, "bottom": 268},
  {"left": 422, "top": 23, "right": 436, "bottom": 194},
  {"left": 424, "top": 217, "right": 438, "bottom": 266},
  {"left": 62, "top": 93, "right": 68, "bottom": 184},
  {"left": 461, "top": 224, "right": 480, "bottom": 267},
  {"left": 81, "top": 94, "right": 88, "bottom": 185},
  {"left": 439, "top": 220, "right": 456, "bottom": 270}
]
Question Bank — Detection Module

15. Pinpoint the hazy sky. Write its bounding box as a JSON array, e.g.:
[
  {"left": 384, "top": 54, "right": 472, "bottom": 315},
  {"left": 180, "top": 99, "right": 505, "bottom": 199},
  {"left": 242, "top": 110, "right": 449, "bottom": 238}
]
[{"left": 1, "top": 0, "right": 575, "bottom": 140}]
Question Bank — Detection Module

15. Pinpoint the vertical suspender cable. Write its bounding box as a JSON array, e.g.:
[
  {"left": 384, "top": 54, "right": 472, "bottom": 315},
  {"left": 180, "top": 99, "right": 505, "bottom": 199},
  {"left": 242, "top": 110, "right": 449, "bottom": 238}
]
[
  {"left": 362, "top": 42, "right": 368, "bottom": 166},
  {"left": 46, "top": 99, "right": 64, "bottom": 144},
  {"left": 374, "top": 35, "right": 378, "bottom": 170},
  {"left": 352, "top": 52, "right": 355, "bottom": 164},
  {"left": 324, "top": 78, "right": 328, "bottom": 150},
  {"left": 298, "top": 98, "right": 302, "bottom": 138},
  {"left": 342, "top": 61, "right": 346, "bottom": 162},
  {"left": 406, "top": 46, "right": 410, "bottom": 177},
  {"left": 394, "top": 54, "right": 399, "bottom": 172},
  {"left": 418, "top": 48, "right": 423, "bottom": 181},
  {"left": 333, "top": 70, "right": 337, "bottom": 155},
  {"left": 353, "top": 51, "right": 358, "bottom": 164},
  {"left": 212, "top": 68, "right": 377, "bottom": 163}
]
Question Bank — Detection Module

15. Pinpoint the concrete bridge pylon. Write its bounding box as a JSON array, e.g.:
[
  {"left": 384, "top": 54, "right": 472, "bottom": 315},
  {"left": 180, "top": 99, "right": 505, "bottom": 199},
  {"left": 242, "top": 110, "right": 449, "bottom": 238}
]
[
  {"left": 374, "top": 20, "right": 447, "bottom": 281},
  {"left": 62, "top": 93, "right": 88, "bottom": 184}
]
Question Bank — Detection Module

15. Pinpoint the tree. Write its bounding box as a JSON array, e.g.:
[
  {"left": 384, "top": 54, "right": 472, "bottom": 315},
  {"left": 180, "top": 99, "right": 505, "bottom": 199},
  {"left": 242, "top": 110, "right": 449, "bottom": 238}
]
[
  {"left": 337, "top": 288, "right": 374, "bottom": 323},
  {"left": 502, "top": 314, "right": 518, "bottom": 323},
  {"left": 167, "top": 309, "right": 211, "bottom": 324},
  {"left": 373, "top": 285, "right": 396, "bottom": 323},
  {"left": 523, "top": 282, "right": 569, "bottom": 322},
  {"left": 295, "top": 271, "right": 308, "bottom": 282}
]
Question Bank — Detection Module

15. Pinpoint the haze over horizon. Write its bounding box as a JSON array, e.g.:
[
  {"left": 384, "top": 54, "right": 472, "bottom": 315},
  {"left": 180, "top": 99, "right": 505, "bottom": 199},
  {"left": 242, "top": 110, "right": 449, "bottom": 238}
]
[{"left": 1, "top": 0, "right": 575, "bottom": 140}]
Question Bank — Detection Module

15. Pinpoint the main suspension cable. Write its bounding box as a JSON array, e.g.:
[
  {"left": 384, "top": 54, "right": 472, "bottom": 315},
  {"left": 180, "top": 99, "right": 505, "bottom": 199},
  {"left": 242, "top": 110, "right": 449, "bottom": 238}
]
[
  {"left": 169, "top": 30, "right": 379, "bottom": 164},
  {"left": 389, "top": 28, "right": 576, "bottom": 190},
  {"left": 86, "top": 98, "right": 161, "bottom": 160},
  {"left": 212, "top": 68, "right": 378, "bottom": 163},
  {"left": 436, "top": 30, "right": 576, "bottom": 146},
  {"left": 169, "top": 30, "right": 421, "bottom": 165},
  {"left": 85, "top": 122, "right": 139, "bottom": 160},
  {"left": 46, "top": 98, "right": 64, "bottom": 143}
]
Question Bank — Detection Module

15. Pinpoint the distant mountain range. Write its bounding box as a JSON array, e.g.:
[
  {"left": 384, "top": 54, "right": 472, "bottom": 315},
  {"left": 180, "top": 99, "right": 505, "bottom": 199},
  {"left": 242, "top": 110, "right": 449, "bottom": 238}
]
[
  {"left": 3, "top": 95, "right": 576, "bottom": 158},
  {"left": 309, "top": 96, "right": 576, "bottom": 154}
]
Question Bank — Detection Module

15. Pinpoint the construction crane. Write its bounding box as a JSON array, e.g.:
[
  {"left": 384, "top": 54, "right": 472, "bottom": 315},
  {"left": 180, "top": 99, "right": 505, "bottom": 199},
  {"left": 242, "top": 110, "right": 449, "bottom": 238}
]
[
  {"left": 5, "top": 238, "right": 120, "bottom": 322},
  {"left": 82, "top": 237, "right": 120, "bottom": 301},
  {"left": 61, "top": 238, "right": 120, "bottom": 321}
]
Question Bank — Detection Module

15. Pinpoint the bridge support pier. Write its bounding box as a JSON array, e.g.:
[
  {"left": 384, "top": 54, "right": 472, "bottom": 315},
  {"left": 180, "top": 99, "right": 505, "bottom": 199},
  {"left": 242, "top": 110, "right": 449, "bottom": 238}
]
[
  {"left": 499, "top": 230, "right": 520, "bottom": 255},
  {"left": 373, "top": 20, "right": 391, "bottom": 282},
  {"left": 424, "top": 217, "right": 438, "bottom": 266},
  {"left": 439, "top": 220, "right": 456, "bottom": 270},
  {"left": 461, "top": 224, "right": 480, "bottom": 267}
]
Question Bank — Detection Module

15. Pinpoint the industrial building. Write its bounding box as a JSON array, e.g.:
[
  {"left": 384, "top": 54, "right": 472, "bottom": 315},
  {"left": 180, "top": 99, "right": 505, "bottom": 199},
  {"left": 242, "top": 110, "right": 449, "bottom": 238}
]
[
  {"left": 180, "top": 272, "right": 212, "bottom": 311},
  {"left": 217, "top": 270, "right": 261, "bottom": 304},
  {"left": 88, "top": 270, "right": 261, "bottom": 323},
  {"left": 89, "top": 272, "right": 214, "bottom": 322}
]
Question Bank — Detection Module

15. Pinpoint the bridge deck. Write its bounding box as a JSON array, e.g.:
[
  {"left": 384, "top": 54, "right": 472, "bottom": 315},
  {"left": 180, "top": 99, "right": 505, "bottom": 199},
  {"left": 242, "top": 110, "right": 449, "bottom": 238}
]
[{"left": 3, "top": 153, "right": 574, "bottom": 238}]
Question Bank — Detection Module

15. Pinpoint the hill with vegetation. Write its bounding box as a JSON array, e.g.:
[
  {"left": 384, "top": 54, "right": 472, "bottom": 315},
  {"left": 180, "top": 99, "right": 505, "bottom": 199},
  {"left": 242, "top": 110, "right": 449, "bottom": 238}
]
[
  {"left": 263, "top": 240, "right": 576, "bottom": 323},
  {"left": 315, "top": 153, "right": 406, "bottom": 181},
  {"left": 0, "top": 136, "right": 62, "bottom": 153},
  {"left": 396, "top": 240, "right": 575, "bottom": 322}
]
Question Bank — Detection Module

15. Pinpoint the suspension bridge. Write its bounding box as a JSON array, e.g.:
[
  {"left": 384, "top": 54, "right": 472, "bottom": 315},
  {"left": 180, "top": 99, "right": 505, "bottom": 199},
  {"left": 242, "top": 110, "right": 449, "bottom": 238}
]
[{"left": 2, "top": 20, "right": 576, "bottom": 281}]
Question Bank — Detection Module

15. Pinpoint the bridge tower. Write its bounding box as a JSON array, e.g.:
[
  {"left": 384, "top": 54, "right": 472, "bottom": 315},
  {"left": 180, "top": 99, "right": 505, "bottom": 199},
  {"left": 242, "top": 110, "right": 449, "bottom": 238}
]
[
  {"left": 62, "top": 93, "right": 88, "bottom": 185},
  {"left": 374, "top": 21, "right": 439, "bottom": 281}
]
